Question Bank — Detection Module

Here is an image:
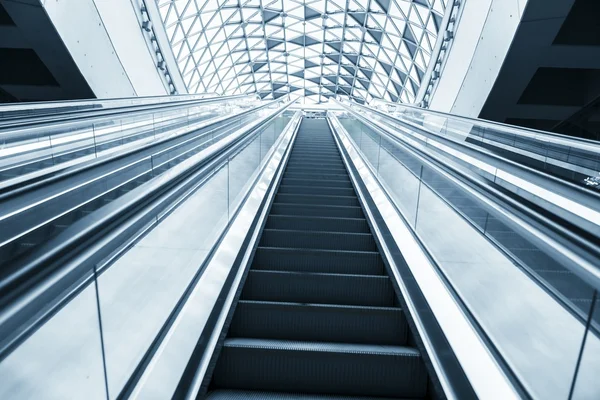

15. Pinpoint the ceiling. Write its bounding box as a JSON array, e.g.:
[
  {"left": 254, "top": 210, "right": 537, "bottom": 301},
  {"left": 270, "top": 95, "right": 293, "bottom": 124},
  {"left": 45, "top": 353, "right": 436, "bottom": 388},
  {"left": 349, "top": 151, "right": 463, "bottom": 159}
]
[{"left": 157, "top": 0, "right": 448, "bottom": 104}]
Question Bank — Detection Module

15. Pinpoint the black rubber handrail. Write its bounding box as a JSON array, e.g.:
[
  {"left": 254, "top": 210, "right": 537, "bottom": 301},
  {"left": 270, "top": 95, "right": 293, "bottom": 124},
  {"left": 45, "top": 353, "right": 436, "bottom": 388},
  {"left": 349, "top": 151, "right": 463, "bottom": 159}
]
[{"left": 0, "top": 100, "right": 294, "bottom": 360}]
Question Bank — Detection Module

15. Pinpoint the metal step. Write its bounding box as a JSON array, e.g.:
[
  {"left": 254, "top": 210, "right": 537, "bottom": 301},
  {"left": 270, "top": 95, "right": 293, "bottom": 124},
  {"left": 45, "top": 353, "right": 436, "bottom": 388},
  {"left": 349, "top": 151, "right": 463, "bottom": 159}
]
[
  {"left": 269, "top": 203, "right": 364, "bottom": 219},
  {"left": 205, "top": 390, "right": 404, "bottom": 400},
  {"left": 288, "top": 155, "right": 343, "bottom": 163},
  {"left": 286, "top": 160, "right": 346, "bottom": 168},
  {"left": 277, "top": 185, "right": 356, "bottom": 197},
  {"left": 252, "top": 247, "right": 385, "bottom": 275},
  {"left": 285, "top": 165, "right": 346, "bottom": 173},
  {"left": 229, "top": 301, "right": 407, "bottom": 345},
  {"left": 265, "top": 215, "right": 369, "bottom": 233},
  {"left": 211, "top": 338, "right": 427, "bottom": 398},
  {"left": 242, "top": 270, "right": 395, "bottom": 306},
  {"left": 206, "top": 119, "right": 428, "bottom": 399},
  {"left": 259, "top": 229, "right": 377, "bottom": 252},
  {"left": 290, "top": 152, "right": 341, "bottom": 159},
  {"left": 281, "top": 174, "right": 351, "bottom": 184},
  {"left": 274, "top": 193, "right": 360, "bottom": 207}
]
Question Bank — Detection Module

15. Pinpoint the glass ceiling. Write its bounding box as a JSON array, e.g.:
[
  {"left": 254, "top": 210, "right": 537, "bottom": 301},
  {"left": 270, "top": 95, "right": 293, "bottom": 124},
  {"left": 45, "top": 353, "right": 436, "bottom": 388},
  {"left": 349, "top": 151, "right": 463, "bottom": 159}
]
[{"left": 157, "top": 0, "right": 448, "bottom": 104}]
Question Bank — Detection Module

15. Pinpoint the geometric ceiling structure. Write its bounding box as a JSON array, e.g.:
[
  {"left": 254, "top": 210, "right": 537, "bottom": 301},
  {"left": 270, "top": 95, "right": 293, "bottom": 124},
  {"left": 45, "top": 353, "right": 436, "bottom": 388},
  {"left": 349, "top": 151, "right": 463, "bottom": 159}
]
[{"left": 157, "top": 0, "right": 448, "bottom": 104}]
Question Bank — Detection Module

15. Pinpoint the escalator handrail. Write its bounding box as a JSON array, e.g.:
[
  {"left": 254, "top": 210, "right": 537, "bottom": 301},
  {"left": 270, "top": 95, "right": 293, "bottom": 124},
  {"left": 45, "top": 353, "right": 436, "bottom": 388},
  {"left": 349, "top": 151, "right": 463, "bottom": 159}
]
[
  {"left": 360, "top": 101, "right": 600, "bottom": 176},
  {"left": 0, "top": 93, "right": 245, "bottom": 127},
  {"left": 328, "top": 114, "right": 522, "bottom": 399},
  {"left": 0, "top": 99, "right": 295, "bottom": 360},
  {"left": 125, "top": 112, "right": 302, "bottom": 400},
  {"left": 334, "top": 108, "right": 596, "bottom": 327},
  {"left": 0, "top": 93, "right": 213, "bottom": 113},
  {"left": 347, "top": 101, "right": 600, "bottom": 181},
  {"left": 0, "top": 94, "right": 250, "bottom": 141},
  {"left": 0, "top": 98, "right": 281, "bottom": 202},
  {"left": 367, "top": 99, "right": 600, "bottom": 150},
  {"left": 337, "top": 103, "right": 600, "bottom": 295},
  {"left": 335, "top": 99, "right": 600, "bottom": 237}
]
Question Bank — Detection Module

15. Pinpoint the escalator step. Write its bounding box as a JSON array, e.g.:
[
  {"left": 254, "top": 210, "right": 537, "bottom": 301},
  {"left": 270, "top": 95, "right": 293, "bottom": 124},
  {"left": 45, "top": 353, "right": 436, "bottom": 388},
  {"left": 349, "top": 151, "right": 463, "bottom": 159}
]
[
  {"left": 212, "top": 338, "right": 427, "bottom": 398},
  {"left": 288, "top": 156, "right": 343, "bottom": 164},
  {"left": 287, "top": 161, "right": 345, "bottom": 168},
  {"left": 277, "top": 185, "right": 355, "bottom": 197},
  {"left": 274, "top": 193, "right": 359, "bottom": 207},
  {"left": 242, "top": 270, "right": 395, "bottom": 306},
  {"left": 290, "top": 150, "right": 341, "bottom": 156},
  {"left": 205, "top": 389, "right": 405, "bottom": 400},
  {"left": 289, "top": 155, "right": 341, "bottom": 162},
  {"left": 229, "top": 301, "right": 407, "bottom": 345},
  {"left": 535, "top": 269, "right": 595, "bottom": 301},
  {"left": 265, "top": 215, "right": 369, "bottom": 233},
  {"left": 281, "top": 176, "right": 351, "bottom": 186},
  {"left": 270, "top": 203, "right": 364, "bottom": 219},
  {"left": 252, "top": 247, "right": 385, "bottom": 275},
  {"left": 260, "top": 229, "right": 377, "bottom": 251},
  {"left": 284, "top": 166, "right": 347, "bottom": 174},
  {"left": 206, "top": 120, "right": 429, "bottom": 399}
]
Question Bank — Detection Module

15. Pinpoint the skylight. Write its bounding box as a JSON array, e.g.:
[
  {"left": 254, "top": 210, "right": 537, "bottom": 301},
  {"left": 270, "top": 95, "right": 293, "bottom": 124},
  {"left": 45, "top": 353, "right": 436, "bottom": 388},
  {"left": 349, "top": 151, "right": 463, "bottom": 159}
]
[{"left": 157, "top": 0, "right": 447, "bottom": 104}]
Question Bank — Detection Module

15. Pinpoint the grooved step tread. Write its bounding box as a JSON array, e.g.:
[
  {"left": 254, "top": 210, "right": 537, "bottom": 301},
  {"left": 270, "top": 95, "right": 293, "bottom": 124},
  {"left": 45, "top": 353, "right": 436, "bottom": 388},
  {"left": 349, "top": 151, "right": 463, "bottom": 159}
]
[
  {"left": 229, "top": 301, "right": 407, "bottom": 345},
  {"left": 252, "top": 247, "right": 385, "bottom": 275},
  {"left": 242, "top": 270, "right": 394, "bottom": 306},
  {"left": 282, "top": 176, "right": 351, "bottom": 185},
  {"left": 213, "top": 339, "right": 427, "bottom": 398},
  {"left": 277, "top": 185, "right": 356, "bottom": 197},
  {"left": 274, "top": 193, "right": 360, "bottom": 207},
  {"left": 205, "top": 389, "right": 408, "bottom": 400},
  {"left": 269, "top": 203, "right": 364, "bottom": 219},
  {"left": 222, "top": 338, "right": 419, "bottom": 356},
  {"left": 260, "top": 229, "right": 377, "bottom": 252},
  {"left": 207, "top": 120, "right": 427, "bottom": 400},
  {"left": 265, "top": 215, "right": 369, "bottom": 233}
]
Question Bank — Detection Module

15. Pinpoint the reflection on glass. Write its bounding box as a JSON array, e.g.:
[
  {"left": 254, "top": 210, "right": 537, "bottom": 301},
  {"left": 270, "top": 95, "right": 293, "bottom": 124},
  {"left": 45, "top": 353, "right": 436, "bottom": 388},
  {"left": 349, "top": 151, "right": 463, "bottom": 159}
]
[
  {"left": 98, "top": 165, "right": 229, "bottom": 396},
  {"left": 0, "top": 97, "right": 254, "bottom": 182},
  {"left": 333, "top": 112, "right": 600, "bottom": 398},
  {"left": 96, "top": 113, "right": 291, "bottom": 397},
  {"left": 351, "top": 101, "right": 600, "bottom": 190},
  {"left": 0, "top": 285, "right": 107, "bottom": 400},
  {"left": 571, "top": 293, "right": 600, "bottom": 399}
]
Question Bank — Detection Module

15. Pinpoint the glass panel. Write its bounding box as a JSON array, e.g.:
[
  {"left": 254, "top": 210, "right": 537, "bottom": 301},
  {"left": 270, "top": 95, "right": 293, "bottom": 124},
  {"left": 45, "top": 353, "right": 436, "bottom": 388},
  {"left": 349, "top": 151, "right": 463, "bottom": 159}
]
[
  {"left": 0, "top": 103, "right": 267, "bottom": 266},
  {"left": 0, "top": 285, "right": 107, "bottom": 400},
  {"left": 0, "top": 96, "right": 254, "bottom": 182},
  {"left": 228, "top": 132, "right": 261, "bottom": 215},
  {"left": 97, "top": 112, "right": 292, "bottom": 397},
  {"left": 0, "top": 94, "right": 222, "bottom": 121},
  {"left": 98, "top": 164, "right": 229, "bottom": 396},
  {"left": 361, "top": 101, "right": 600, "bottom": 192},
  {"left": 333, "top": 112, "right": 600, "bottom": 399},
  {"left": 571, "top": 293, "right": 600, "bottom": 399}
]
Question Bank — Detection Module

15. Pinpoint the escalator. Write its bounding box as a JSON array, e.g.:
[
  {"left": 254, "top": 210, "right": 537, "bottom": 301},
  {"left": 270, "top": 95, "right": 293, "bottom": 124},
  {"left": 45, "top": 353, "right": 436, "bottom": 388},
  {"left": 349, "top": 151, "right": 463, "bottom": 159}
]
[{"left": 204, "top": 118, "right": 431, "bottom": 399}]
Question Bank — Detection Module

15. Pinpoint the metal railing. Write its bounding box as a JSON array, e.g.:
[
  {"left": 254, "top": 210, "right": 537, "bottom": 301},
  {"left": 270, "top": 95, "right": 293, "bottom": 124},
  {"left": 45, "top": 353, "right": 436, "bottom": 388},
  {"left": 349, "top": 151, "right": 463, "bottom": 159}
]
[
  {"left": 369, "top": 99, "right": 600, "bottom": 182},
  {"left": 329, "top": 107, "right": 600, "bottom": 399},
  {"left": 0, "top": 95, "right": 254, "bottom": 187},
  {"left": 0, "top": 100, "right": 296, "bottom": 400},
  {"left": 0, "top": 99, "right": 283, "bottom": 269},
  {"left": 0, "top": 93, "right": 237, "bottom": 122},
  {"left": 338, "top": 99, "right": 600, "bottom": 239}
]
